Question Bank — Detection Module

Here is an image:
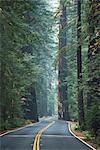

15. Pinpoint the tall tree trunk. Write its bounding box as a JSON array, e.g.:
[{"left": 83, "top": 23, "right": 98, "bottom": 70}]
[
  {"left": 0, "top": 25, "right": 8, "bottom": 127},
  {"left": 77, "top": 0, "right": 84, "bottom": 129},
  {"left": 0, "top": 58, "right": 7, "bottom": 124},
  {"left": 58, "top": 1, "right": 69, "bottom": 121}
]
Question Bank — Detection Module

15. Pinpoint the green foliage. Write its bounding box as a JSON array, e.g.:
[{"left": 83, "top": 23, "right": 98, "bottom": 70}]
[
  {"left": 0, "top": 1, "right": 99, "bottom": 147},
  {"left": 84, "top": 131, "right": 93, "bottom": 141},
  {"left": 0, "top": 0, "right": 57, "bottom": 130},
  {"left": 74, "top": 123, "right": 81, "bottom": 131},
  {"left": 0, "top": 0, "right": 42, "bottom": 130},
  {"left": 57, "top": 0, "right": 100, "bottom": 143},
  {"left": 86, "top": 105, "right": 100, "bottom": 136},
  {"left": 0, "top": 117, "right": 25, "bottom": 131}
]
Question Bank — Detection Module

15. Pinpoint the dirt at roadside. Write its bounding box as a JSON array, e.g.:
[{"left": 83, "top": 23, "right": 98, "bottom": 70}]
[{"left": 70, "top": 121, "right": 100, "bottom": 150}]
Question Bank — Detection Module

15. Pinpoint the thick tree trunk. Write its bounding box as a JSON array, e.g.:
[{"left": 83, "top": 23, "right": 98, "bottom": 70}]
[
  {"left": 77, "top": 0, "right": 84, "bottom": 129},
  {"left": 58, "top": 1, "right": 70, "bottom": 121},
  {"left": 0, "top": 25, "right": 8, "bottom": 126},
  {"left": 0, "top": 59, "right": 7, "bottom": 124}
]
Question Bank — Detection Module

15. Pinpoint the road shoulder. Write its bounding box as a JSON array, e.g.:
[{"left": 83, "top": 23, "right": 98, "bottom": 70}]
[
  {"left": 68, "top": 121, "right": 99, "bottom": 150},
  {"left": 0, "top": 121, "right": 41, "bottom": 137}
]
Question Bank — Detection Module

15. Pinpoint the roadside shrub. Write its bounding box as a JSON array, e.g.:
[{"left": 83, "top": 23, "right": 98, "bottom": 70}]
[
  {"left": 74, "top": 123, "right": 81, "bottom": 131},
  {"left": 86, "top": 105, "right": 100, "bottom": 137},
  {"left": 84, "top": 131, "right": 93, "bottom": 141}
]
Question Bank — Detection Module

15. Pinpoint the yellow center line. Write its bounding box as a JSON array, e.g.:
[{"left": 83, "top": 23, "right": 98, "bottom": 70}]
[{"left": 33, "top": 121, "right": 55, "bottom": 150}]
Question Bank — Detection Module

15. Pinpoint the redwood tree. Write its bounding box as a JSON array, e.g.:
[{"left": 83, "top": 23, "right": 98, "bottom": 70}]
[
  {"left": 58, "top": 0, "right": 69, "bottom": 121},
  {"left": 77, "top": 0, "right": 84, "bottom": 129}
]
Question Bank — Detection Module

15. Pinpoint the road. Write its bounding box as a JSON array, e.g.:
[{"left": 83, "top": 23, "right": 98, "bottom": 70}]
[{"left": 0, "top": 117, "right": 94, "bottom": 150}]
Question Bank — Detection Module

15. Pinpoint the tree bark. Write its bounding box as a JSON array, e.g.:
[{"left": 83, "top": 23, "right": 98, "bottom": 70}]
[
  {"left": 58, "top": 1, "right": 70, "bottom": 121},
  {"left": 77, "top": 0, "right": 84, "bottom": 129}
]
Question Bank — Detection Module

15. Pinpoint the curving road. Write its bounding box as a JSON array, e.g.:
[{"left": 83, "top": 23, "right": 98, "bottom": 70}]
[{"left": 0, "top": 117, "right": 94, "bottom": 150}]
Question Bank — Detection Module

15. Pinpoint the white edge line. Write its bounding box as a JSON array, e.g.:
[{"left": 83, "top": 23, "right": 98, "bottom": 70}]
[
  {"left": 68, "top": 121, "right": 96, "bottom": 150},
  {"left": 0, "top": 121, "right": 41, "bottom": 137}
]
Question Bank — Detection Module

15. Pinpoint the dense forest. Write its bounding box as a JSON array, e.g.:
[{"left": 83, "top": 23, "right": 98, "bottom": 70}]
[
  {"left": 0, "top": 0, "right": 57, "bottom": 128},
  {"left": 58, "top": 0, "right": 100, "bottom": 146},
  {"left": 0, "top": 0, "right": 100, "bottom": 147}
]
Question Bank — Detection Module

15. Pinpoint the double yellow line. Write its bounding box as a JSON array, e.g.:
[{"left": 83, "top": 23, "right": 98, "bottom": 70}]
[{"left": 33, "top": 121, "right": 55, "bottom": 150}]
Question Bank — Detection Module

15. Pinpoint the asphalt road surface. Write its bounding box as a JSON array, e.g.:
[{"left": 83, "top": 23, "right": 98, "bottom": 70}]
[{"left": 0, "top": 117, "right": 94, "bottom": 150}]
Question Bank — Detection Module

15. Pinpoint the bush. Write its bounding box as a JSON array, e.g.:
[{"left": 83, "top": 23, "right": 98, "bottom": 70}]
[
  {"left": 74, "top": 123, "right": 81, "bottom": 131},
  {"left": 86, "top": 105, "right": 100, "bottom": 137},
  {"left": 0, "top": 118, "right": 25, "bottom": 131},
  {"left": 84, "top": 131, "right": 93, "bottom": 141}
]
